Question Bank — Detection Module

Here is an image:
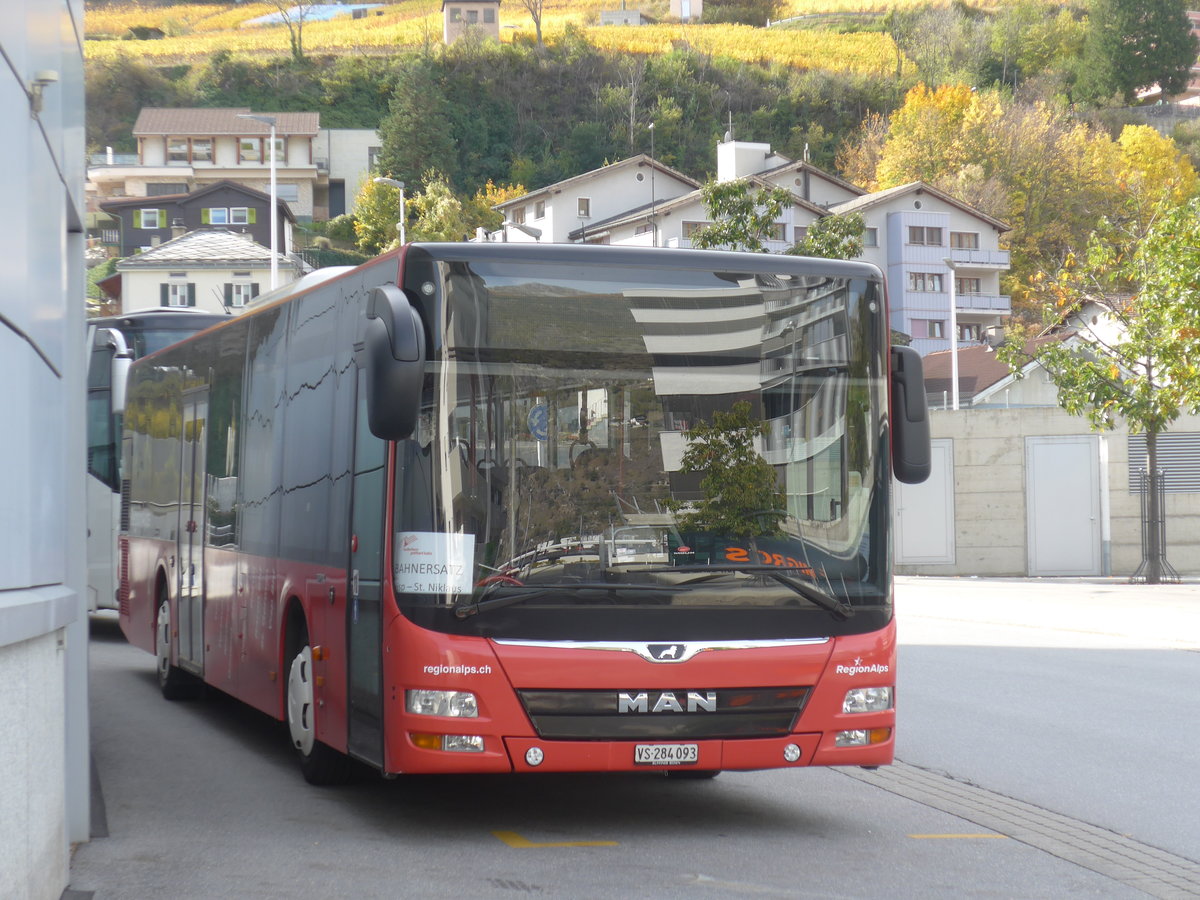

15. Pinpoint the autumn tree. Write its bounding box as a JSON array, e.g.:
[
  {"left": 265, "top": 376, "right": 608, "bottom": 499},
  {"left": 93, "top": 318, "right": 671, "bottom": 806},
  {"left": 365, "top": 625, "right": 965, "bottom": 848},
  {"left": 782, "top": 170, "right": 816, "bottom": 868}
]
[
  {"left": 690, "top": 180, "right": 793, "bottom": 252},
  {"left": 998, "top": 198, "right": 1200, "bottom": 582},
  {"left": 409, "top": 171, "right": 473, "bottom": 242},
  {"left": 353, "top": 178, "right": 406, "bottom": 256}
]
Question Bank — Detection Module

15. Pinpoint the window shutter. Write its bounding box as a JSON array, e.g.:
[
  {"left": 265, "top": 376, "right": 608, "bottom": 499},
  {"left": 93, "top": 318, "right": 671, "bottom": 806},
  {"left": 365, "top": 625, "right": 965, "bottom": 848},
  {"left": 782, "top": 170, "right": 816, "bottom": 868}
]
[
  {"left": 160, "top": 284, "right": 169, "bottom": 306},
  {"left": 158, "top": 209, "right": 167, "bottom": 228},
  {"left": 248, "top": 208, "right": 257, "bottom": 224},
  {"left": 224, "top": 283, "right": 233, "bottom": 307},
  {"left": 250, "top": 283, "right": 260, "bottom": 299},
  {"left": 187, "top": 283, "right": 196, "bottom": 307},
  {"left": 201, "top": 208, "right": 210, "bottom": 225}
]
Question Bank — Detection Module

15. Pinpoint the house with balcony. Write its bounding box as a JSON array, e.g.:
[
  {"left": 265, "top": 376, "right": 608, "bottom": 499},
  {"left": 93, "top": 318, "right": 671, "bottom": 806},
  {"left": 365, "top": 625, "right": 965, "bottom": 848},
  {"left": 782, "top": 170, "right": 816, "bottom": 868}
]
[
  {"left": 487, "top": 138, "right": 1012, "bottom": 354},
  {"left": 828, "top": 182, "right": 1011, "bottom": 355},
  {"left": 492, "top": 155, "right": 700, "bottom": 243},
  {"left": 110, "top": 228, "right": 306, "bottom": 315},
  {"left": 98, "top": 179, "right": 296, "bottom": 259},
  {"left": 87, "top": 108, "right": 381, "bottom": 221}
]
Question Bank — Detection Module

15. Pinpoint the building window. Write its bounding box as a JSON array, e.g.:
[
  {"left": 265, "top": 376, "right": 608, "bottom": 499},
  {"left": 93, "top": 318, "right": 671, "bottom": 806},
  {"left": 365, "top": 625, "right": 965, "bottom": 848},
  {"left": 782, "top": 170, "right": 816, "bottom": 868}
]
[
  {"left": 450, "top": 7, "right": 462, "bottom": 21},
  {"left": 682, "top": 221, "right": 709, "bottom": 238},
  {"left": 510, "top": 206, "right": 526, "bottom": 225},
  {"left": 578, "top": 197, "right": 591, "bottom": 218},
  {"left": 908, "top": 271, "right": 944, "bottom": 292},
  {"left": 162, "top": 276, "right": 194, "bottom": 307},
  {"left": 205, "top": 207, "right": 230, "bottom": 225},
  {"left": 466, "top": 9, "right": 478, "bottom": 22},
  {"left": 137, "top": 209, "right": 163, "bottom": 229},
  {"left": 908, "top": 226, "right": 943, "bottom": 246},
  {"left": 147, "top": 183, "right": 187, "bottom": 197},
  {"left": 924, "top": 319, "right": 945, "bottom": 338},
  {"left": 168, "top": 139, "right": 189, "bottom": 164},
  {"left": 225, "top": 279, "right": 259, "bottom": 309},
  {"left": 230, "top": 207, "right": 252, "bottom": 225},
  {"left": 863, "top": 227, "right": 878, "bottom": 248},
  {"left": 534, "top": 200, "right": 546, "bottom": 219},
  {"left": 268, "top": 137, "right": 285, "bottom": 163},
  {"left": 960, "top": 323, "right": 981, "bottom": 341},
  {"left": 634, "top": 223, "right": 653, "bottom": 235},
  {"left": 483, "top": 8, "right": 495, "bottom": 22},
  {"left": 367, "top": 146, "right": 381, "bottom": 170},
  {"left": 956, "top": 276, "right": 982, "bottom": 294},
  {"left": 769, "top": 222, "right": 786, "bottom": 241},
  {"left": 950, "top": 231, "right": 979, "bottom": 250},
  {"left": 240, "top": 138, "right": 261, "bottom": 163},
  {"left": 191, "top": 138, "right": 212, "bottom": 163},
  {"left": 275, "top": 183, "right": 299, "bottom": 203},
  {"left": 793, "top": 226, "right": 808, "bottom": 244}
]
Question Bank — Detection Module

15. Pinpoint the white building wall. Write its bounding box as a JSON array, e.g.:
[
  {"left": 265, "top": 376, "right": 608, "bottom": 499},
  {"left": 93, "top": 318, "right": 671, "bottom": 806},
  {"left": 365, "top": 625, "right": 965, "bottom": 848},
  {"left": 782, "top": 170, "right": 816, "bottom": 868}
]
[
  {"left": 895, "top": 407, "right": 1200, "bottom": 577},
  {"left": 315, "top": 128, "right": 381, "bottom": 213},
  {"left": 1, "top": 1, "right": 88, "bottom": 897}
]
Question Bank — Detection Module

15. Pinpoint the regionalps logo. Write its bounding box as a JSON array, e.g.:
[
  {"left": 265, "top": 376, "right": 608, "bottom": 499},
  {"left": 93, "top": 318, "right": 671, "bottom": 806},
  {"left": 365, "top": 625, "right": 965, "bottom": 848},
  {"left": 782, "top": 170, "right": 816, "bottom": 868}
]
[{"left": 836, "top": 657, "right": 891, "bottom": 676}]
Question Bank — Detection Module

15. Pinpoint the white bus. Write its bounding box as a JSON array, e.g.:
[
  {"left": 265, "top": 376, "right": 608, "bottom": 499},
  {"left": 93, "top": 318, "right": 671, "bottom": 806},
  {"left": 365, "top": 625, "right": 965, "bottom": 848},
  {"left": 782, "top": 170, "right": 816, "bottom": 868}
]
[{"left": 86, "top": 309, "right": 226, "bottom": 611}]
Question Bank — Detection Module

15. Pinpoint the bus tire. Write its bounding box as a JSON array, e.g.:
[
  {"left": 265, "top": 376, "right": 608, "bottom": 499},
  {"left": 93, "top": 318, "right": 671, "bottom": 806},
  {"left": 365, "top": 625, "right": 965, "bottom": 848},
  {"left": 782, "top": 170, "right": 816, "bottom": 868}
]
[
  {"left": 156, "top": 596, "right": 200, "bottom": 700},
  {"left": 286, "top": 629, "right": 352, "bottom": 786}
]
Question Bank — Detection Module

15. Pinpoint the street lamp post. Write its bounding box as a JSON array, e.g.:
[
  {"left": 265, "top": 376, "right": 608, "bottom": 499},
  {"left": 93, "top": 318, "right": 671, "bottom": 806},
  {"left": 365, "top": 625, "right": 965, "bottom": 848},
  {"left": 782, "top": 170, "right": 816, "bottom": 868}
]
[
  {"left": 648, "top": 122, "right": 657, "bottom": 247},
  {"left": 374, "top": 177, "right": 406, "bottom": 246},
  {"left": 944, "top": 256, "right": 959, "bottom": 410},
  {"left": 238, "top": 114, "right": 278, "bottom": 290}
]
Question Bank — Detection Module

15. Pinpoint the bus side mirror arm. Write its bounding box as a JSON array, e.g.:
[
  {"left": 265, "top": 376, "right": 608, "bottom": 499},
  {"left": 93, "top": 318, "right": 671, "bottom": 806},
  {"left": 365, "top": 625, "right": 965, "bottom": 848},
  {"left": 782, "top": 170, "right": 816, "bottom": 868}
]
[
  {"left": 890, "top": 345, "right": 931, "bottom": 484},
  {"left": 364, "top": 284, "right": 426, "bottom": 441},
  {"left": 97, "top": 327, "right": 134, "bottom": 415}
]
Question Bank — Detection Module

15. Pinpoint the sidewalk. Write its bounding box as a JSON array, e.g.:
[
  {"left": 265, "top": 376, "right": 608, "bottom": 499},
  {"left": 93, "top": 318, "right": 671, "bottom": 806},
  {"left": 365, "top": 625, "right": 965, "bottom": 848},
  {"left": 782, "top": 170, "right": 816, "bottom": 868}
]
[{"left": 894, "top": 575, "right": 1200, "bottom": 651}]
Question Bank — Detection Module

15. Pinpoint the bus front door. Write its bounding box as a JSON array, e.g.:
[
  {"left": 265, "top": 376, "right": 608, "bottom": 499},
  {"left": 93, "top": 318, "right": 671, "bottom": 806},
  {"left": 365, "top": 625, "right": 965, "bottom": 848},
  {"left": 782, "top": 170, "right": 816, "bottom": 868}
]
[
  {"left": 346, "top": 367, "right": 386, "bottom": 766},
  {"left": 177, "top": 387, "right": 208, "bottom": 675}
]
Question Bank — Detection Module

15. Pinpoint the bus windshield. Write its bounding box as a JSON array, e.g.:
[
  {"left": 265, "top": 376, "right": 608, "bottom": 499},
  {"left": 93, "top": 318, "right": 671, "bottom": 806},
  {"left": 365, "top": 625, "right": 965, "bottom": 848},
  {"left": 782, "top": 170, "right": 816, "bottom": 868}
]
[{"left": 393, "top": 253, "right": 890, "bottom": 629}]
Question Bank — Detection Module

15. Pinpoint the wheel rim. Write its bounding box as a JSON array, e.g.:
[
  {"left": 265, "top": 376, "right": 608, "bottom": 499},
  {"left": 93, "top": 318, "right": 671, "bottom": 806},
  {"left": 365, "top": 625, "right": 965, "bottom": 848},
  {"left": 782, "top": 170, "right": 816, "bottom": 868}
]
[
  {"left": 156, "top": 600, "right": 172, "bottom": 684},
  {"left": 287, "top": 646, "right": 315, "bottom": 756}
]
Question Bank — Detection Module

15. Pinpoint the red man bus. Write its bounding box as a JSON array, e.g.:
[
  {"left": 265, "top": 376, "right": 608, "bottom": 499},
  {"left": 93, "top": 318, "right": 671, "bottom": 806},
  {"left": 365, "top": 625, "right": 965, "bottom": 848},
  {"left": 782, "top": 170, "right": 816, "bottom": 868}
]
[{"left": 119, "top": 243, "right": 929, "bottom": 784}]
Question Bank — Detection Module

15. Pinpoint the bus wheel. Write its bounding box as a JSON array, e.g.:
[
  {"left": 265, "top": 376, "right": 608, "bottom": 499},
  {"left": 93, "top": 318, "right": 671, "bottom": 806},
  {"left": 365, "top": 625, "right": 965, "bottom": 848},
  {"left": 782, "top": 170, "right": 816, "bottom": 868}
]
[
  {"left": 156, "top": 598, "right": 199, "bottom": 700},
  {"left": 286, "top": 640, "right": 352, "bottom": 785}
]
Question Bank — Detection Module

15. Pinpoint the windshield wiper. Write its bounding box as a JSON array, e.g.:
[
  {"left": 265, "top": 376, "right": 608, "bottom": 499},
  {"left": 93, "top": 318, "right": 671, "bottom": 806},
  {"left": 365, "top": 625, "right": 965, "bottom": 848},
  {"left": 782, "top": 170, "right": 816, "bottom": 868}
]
[
  {"left": 640, "top": 565, "right": 854, "bottom": 621},
  {"left": 453, "top": 582, "right": 676, "bottom": 619}
]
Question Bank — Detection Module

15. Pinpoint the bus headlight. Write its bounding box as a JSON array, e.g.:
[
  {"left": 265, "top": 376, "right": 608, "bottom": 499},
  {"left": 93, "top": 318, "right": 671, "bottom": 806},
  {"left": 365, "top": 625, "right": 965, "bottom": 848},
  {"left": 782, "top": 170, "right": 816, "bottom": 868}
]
[
  {"left": 835, "top": 728, "right": 891, "bottom": 747},
  {"left": 406, "top": 689, "right": 479, "bottom": 718},
  {"left": 842, "top": 686, "right": 893, "bottom": 714}
]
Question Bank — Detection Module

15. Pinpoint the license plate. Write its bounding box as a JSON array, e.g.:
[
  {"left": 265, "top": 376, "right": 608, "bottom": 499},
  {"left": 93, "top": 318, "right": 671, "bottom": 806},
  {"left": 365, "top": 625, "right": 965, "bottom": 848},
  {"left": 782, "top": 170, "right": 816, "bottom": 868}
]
[{"left": 634, "top": 743, "right": 699, "bottom": 766}]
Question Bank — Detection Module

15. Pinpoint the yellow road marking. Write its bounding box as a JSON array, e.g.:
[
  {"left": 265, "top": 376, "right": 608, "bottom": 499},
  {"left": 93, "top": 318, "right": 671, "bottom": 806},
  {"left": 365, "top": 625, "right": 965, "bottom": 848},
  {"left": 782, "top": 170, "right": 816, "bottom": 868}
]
[
  {"left": 492, "top": 830, "right": 618, "bottom": 848},
  {"left": 908, "top": 833, "right": 1008, "bottom": 839}
]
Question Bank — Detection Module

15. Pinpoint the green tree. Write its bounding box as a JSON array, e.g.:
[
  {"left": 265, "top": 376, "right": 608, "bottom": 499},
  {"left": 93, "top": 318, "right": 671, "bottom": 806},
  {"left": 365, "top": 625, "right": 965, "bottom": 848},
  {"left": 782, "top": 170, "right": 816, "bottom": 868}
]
[
  {"left": 670, "top": 401, "right": 785, "bottom": 539},
  {"left": 789, "top": 212, "right": 865, "bottom": 259},
  {"left": 998, "top": 199, "right": 1200, "bottom": 582},
  {"left": 1075, "top": 0, "right": 1198, "bottom": 104},
  {"left": 377, "top": 62, "right": 458, "bottom": 189},
  {"left": 703, "top": 0, "right": 785, "bottom": 26},
  {"left": 690, "top": 180, "right": 793, "bottom": 252}
]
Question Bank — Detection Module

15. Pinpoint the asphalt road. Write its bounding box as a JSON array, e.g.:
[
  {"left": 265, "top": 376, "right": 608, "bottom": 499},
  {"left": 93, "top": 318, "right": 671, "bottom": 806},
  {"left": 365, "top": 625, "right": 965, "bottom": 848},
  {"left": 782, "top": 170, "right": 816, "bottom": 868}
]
[{"left": 67, "top": 577, "right": 1200, "bottom": 899}]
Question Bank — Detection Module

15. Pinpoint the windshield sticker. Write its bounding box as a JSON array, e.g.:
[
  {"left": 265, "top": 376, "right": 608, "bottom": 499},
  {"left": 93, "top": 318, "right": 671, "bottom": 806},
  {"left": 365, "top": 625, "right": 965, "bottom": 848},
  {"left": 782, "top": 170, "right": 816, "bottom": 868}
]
[{"left": 395, "top": 532, "right": 475, "bottom": 595}]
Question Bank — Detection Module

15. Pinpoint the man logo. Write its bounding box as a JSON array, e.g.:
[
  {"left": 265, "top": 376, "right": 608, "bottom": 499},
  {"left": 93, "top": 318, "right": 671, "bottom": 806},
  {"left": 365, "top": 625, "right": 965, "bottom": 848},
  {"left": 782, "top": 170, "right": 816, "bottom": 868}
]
[
  {"left": 617, "top": 691, "right": 718, "bottom": 713},
  {"left": 649, "top": 643, "right": 683, "bottom": 661}
]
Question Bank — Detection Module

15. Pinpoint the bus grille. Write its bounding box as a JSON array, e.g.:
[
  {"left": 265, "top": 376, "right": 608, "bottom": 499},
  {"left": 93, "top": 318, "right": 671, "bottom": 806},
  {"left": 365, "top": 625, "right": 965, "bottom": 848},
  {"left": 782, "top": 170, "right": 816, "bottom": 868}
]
[{"left": 516, "top": 687, "right": 809, "bottom": 741}]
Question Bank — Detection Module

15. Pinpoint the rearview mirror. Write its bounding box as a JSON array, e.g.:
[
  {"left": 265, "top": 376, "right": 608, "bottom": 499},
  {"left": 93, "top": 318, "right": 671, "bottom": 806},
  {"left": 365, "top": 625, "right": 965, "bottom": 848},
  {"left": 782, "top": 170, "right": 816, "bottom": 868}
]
[
  {"left": 890, "top": 345, "right": 931, "bottom": 484},
  {"left": 363, "top": 284, "right": 426, "bottom": 441}
]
